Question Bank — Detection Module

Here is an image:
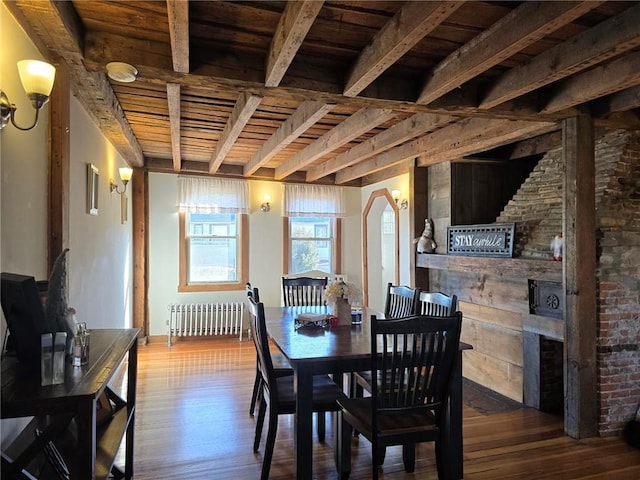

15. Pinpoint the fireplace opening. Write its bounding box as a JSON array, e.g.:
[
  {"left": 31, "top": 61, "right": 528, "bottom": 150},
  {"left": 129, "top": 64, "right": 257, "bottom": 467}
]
[
  {"left": 524, "top": 279, "right": 564, "bottom": 416},
  {"left": 539, "top": 337, "right": 564, "bottom": 414}
]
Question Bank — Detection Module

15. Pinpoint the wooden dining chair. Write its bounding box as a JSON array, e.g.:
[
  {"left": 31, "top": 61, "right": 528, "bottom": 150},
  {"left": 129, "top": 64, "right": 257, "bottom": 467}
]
[
  {"left": 282, "top": 276, "right": 328, "bottom": 306},
  {"left": 247, "top": 295, "right": 348, "bottom": 480},
  {"left": 351, "top": 283, "right": 420, "bottom": 399},
  {"left": 383, "top": 283, "right": 420, "bottom": 319},
  {"left": 336, "top": 312, "right": 463, "bottom": 480},
  {"left": 246, "top": 283, "right": 293, "bottom": 417},
  {"left": 418, "top": 291, "right": 458, "bottom": 316}
]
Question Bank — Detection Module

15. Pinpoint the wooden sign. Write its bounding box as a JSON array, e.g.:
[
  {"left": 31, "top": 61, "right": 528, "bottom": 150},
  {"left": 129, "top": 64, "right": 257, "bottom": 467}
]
[{"left": 447, "top": 223, "right": 515, "bottom": 257}]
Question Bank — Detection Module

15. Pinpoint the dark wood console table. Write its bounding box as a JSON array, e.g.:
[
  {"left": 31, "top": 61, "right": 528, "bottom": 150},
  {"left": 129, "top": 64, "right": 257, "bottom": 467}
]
[{"left": 1, "top": 328, "right": 139, "bottom": 480}]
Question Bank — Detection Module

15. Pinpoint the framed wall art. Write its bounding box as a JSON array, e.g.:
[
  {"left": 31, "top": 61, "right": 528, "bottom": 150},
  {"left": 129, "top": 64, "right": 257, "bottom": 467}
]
[{"left": 87, "top": 163, "right": 99, "bottom": 215}]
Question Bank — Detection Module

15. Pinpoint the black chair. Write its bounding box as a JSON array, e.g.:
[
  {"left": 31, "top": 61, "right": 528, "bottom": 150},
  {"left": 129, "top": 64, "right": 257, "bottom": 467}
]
[
  {"left": 337, "top": 312, "right": 463, "bottom": 480},
  {"left": 418, "top": 291, "right": 458, "bottom": 316},
  {"left": 246, "top": 282, "right": 260, "bottom": 302},
  {"left": 247, "top": 295, "right": 348, "bottom": 480},
  {"left": 246, "top": 283, "right": 293, "bottom": 417},
  {"left": 282, "top": 276, "right": 328, "bottom": 306},
  {"left": 351, "top": 283, "right": 420, "bottom": 398},
  {"left": 383, "top": 283, "right": 420, "bottom": 319}
]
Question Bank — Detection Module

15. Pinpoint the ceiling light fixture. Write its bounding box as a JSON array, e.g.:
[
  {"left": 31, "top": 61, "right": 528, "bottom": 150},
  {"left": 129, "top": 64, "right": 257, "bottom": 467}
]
[
  {"left": 106, "top": 62, "right": 138, "bottom": 83},
  {"left": 0, "top": 60, "right": 56, "bottom": 131}
]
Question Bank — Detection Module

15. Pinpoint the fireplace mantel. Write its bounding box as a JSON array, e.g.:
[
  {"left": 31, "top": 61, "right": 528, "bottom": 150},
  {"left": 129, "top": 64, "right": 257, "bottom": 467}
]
[{"left": 416, "top": 253, "right": 562, "bottom": 283}]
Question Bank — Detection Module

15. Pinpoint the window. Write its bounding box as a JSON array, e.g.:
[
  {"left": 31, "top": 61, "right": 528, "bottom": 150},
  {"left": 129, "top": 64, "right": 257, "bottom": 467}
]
[
  {"left": 288, "top": 216, "right": 335, "bottom": 274},
  {"left": 188, "top": 213, "right": 238, "bottom": 282},
  {"left": 179, "top": 212, "right": 248, "bottom": 291},
  {"left": 177, "top": 176, "right": 249, "bottom": 292},
  {"left": 283, "top": 183, "right": 345, "bottom": 275}
]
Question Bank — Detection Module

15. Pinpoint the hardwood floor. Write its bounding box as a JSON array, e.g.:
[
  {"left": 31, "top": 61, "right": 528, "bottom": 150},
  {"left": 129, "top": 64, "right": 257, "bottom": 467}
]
[{"left": 123, "top": 338, "right": 640, "bottom": 479}]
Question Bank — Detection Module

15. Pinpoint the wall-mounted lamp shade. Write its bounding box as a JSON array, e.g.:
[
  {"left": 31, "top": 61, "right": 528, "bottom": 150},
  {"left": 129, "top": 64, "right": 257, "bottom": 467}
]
[
  {"left": 1, "top": 60, "right": 56, "bottom": 131},
  {"left": 17, "top": 60, "right": 56, "bottom": 104},
  {"left": 119, "top": 167, "right": 133, "bottom": 183},
  {"left": 260, "top": 194, "right": 271, "bottom": 212},
  {"left": 391, "top": 189, "right": 408, "bottom": 210},
  {"left": 111, "top": 167, "right": 133, "bottom": 196}
]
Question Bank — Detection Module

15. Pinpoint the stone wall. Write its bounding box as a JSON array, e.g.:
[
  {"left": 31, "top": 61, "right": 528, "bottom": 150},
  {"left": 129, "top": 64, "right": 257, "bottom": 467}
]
[{"left": 594, "top": 132, "right": 640, "bottom": 436}]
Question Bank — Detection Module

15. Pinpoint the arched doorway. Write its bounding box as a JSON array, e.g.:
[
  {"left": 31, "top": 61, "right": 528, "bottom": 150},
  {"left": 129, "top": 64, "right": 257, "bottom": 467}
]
[{"left": 363, "top": 189, "right": 399, "bottom": 311}]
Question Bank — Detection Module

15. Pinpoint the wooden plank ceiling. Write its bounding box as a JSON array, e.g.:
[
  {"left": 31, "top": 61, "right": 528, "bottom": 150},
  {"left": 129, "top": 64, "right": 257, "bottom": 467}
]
[{"left": 8, "top": 1, "right": 640, "bottom": 186}]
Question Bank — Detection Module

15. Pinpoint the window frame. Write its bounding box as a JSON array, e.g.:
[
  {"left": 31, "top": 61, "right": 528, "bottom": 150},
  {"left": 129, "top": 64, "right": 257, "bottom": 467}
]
[
  {"left": 283, "top": 216, "right": 342, "bottom": 275},
  {"left": 178, "top": 211, "right": 248, "bottom": 292}
]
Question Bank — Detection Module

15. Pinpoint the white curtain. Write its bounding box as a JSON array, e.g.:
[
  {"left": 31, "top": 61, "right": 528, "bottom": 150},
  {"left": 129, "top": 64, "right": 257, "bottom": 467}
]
[
  {"left": 284, "top": 183, "right": 345, "bottom": 217},
  {"left": 177, "top": 176, "right": 249, "bottom": 214}
]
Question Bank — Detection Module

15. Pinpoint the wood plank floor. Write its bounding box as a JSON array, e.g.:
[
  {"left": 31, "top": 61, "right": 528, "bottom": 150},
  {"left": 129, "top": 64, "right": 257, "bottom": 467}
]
[{"left": 121, "top": 338, "right": 640, "bottom": 479}]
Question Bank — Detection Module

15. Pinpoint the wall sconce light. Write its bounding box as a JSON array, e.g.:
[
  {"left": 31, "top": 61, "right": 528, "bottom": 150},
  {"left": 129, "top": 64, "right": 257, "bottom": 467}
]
[
  {"left": 391, "top": 189, "right": 408, "bottom": 210},
  {"left": 110, "top": 167, "right": 133, "bottom": 195},
  {"left": 0, "top": 60, "right": 56, "bottom": 131},
  {"left": 110, "top": 167, "right": 133, "bottom": 224},
  {"left": 260, "top": 194, "right": 271, "bottom": 212}
]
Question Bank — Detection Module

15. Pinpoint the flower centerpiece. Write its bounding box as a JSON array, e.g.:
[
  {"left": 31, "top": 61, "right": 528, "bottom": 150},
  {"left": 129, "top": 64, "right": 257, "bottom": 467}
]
[{"left": 324, "top": 280, "right": 362, "bottom": 325}]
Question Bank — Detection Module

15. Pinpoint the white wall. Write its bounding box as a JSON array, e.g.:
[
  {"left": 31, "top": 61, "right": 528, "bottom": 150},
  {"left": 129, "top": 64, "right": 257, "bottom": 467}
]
[
  {"left": 1, "top": 2, "right": 132, "bottom": 447},
  {"left": 1, "top": 2, "right": 49, "bottom": 280},
  {"left": 360, "top": 173, "right": 412, "bottom": 285},
  {"left": 67, "top": 96, "right": 133, "bottom": 329},
  {"left": 147, "top": 174, "right": 363, "bottom": 336}
]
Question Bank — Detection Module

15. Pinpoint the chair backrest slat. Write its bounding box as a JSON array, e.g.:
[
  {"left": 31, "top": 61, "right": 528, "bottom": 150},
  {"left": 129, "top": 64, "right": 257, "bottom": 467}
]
[
  {"left": 282, "top": 276, "right": 328, "bottom": 306},
  {"left": 418, "top": 291, "right": 457, "bottom": 316},
  {"left": 383, "top": 283, "right": 420, "bottom": 318}
]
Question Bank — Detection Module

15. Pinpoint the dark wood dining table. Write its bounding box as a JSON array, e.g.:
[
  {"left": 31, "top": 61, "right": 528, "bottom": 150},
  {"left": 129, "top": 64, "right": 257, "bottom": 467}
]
[{"left": 264, "top": 305, "right": 472, "bottom": 479}]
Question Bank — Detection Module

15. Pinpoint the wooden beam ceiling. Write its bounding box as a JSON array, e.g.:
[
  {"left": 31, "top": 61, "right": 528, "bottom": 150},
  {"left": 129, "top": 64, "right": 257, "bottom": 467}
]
[
  {"left": 417, "top": 1, "right": 602, "bottom": 105},
  {"left": 8, "top": 0, "right": 640, "bottom": 184}
]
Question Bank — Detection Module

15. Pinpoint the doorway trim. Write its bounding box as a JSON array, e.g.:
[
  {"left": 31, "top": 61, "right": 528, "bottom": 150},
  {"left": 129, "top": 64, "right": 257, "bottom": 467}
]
[{"left": 362, "top": 188, "right": 399, "bottom": 307}]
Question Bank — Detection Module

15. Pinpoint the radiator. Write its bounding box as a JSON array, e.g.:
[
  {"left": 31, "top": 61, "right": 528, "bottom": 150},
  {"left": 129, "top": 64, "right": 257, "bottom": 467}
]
[{"left": 167, "top": 302, "right": 244, "bottom": 345}]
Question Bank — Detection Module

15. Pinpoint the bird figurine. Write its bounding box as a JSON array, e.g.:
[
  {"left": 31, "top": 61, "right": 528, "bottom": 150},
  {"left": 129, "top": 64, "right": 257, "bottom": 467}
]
[
  {"left": 550, "top": 233, "right": 563, "bottom": 261},
  {"left": 414, "top": 218, "right": 437, "bottom": 254}
]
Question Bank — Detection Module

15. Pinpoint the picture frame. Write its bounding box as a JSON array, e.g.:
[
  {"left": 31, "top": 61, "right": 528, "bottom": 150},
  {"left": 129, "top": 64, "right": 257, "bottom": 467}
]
[{"left": 87, "top": 163, "right": 99, "bottom": 215}]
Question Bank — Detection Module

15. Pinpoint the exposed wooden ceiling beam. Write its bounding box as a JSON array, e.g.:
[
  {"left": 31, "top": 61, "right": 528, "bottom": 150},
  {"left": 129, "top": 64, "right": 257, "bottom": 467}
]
[
  {"left": 243, "top": 101, "right": 334, "bottom": 176},
  {"left": 209, "top": 93, "right": 263, "bottom": 174},
  {"left": 86, "top": 31, "right": 174, "bottom": 70},
  {"left": 166, "top": 0, "right": 189, "bottom": 73},
  {"left": 343, "top": 1, "right": 461, "bottom": 97},
  {"left": 483, "top": 131, "right": 563, "bottom": 160},
  {"left": 417, "top": 118, "right": 558, "bottom": 165},
  {"left": 274, "top": 107, "right": 395, "bottom": 180},
  {"left": 590, "top": 85, "right": 640, "bottom": 117},
  {"left": 82, "top": 31, "right": 571, "bottom": 123},
  {"left": 541, "top": 50, "right": 640, "bottom": 114},
  {"left": 265, "top": 0, "right": 324, "bottom": 87},
  {"left": 7, "top": 0, "right": 144, "bottom": 166},
  {"left": 418, "top": 1, "right": 601, "bottom": 105},
  {"left": 146, "top": 157, "right": 358, "bottom": 186},
  {"left": 305, "top": 112, "right": 454, "bottom": 182},
  {"left": 360, "top": 159, "right": 414, "bottom": 187},
  {"left": 480, "top": 2, "right": 640, "bottom": 109},
  {"left": 167, "top": 83, "right": 181, "bottom": 172},
  {"left": 335, "top": 118, "right": 556, "bottom": 184}
]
